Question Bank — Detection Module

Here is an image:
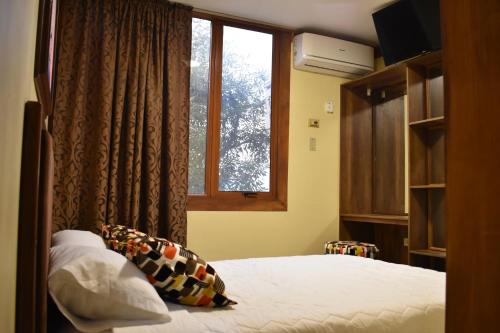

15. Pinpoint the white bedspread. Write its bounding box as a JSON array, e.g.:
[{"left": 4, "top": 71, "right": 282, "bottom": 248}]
[{"left": 113, "top": 255, "right": 445, "bottom": 333}]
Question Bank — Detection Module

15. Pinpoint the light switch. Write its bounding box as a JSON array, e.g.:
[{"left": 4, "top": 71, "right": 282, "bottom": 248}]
[{"left": 325, "top": 100, "right": 334, "bottom": 114}]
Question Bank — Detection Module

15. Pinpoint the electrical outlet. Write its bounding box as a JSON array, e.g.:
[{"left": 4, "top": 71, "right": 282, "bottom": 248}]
[
  {"left": 308, "top": 119, "right": 320, "bottom": 128},
  {"left": 403, "top": 238, "right": 409, "bottom": 247}
]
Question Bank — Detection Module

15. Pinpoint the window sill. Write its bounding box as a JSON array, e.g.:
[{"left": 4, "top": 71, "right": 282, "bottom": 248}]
[{"left": 187, "top": 196, "right": 287, "bottom": 211}]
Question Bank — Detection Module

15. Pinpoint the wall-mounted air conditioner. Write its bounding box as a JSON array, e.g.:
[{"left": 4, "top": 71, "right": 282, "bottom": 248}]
[{"left": 293, "top": 33, "right": 374, "bottom": 79}]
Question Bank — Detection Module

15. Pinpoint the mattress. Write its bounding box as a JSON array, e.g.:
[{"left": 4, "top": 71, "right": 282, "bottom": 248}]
[{"left": 113, "top": 255, "right": 445, "bottom": 333}]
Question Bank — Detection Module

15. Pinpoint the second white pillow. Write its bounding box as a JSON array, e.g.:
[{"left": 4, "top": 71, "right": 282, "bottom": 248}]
[
  {"left": 52, "top": 229, "right": 106, "bottom": 248},
  {"left": 49, "top": 245, "right": 171, "bottom": 332}
]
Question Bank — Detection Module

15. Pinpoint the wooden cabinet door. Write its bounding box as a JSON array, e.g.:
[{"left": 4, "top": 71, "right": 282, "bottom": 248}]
[{"left": 443, "top": 0, "right": 500, "bottom": 331}]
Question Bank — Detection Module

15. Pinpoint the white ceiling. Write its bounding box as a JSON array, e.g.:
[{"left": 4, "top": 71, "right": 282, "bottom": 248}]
[{"left": 175, "top": 0, "right": 395, "bottom": 46}]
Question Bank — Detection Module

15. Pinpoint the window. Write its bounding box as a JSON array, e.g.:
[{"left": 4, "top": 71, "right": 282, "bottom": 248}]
[{"left": 188, "top": 14, "right": 292, "bottom": 211}]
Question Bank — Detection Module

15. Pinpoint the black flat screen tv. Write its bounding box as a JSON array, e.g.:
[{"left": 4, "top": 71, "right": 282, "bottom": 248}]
[{"left": 373, "top": 0, "right": 441, "bottom": 65}]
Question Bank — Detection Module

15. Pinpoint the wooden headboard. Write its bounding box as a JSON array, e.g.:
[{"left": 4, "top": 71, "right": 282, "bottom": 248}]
[{"left": 16, "top": 101, "right": 53, "bottom": 333}]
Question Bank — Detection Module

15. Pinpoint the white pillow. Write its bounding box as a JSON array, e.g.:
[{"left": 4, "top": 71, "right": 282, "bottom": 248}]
[
  {"left": 49, "top": 245, "right": 171, "bottom": 332},
  {"left": 52, "top": 230, "right": 106, "bottom": 248}
]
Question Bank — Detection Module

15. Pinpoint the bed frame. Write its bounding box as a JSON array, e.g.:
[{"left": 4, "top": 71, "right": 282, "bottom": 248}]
[{"left": 16, "top": 101, "right": 53, "bottom": 333}]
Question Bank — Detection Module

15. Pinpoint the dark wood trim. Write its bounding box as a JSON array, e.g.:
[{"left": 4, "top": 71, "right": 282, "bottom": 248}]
[
  {"left": 275, "top": 31, "right": 292, "bottom": 210},
  {"left": 16, "top": 101, "right": 44, "bottom": 333},
  {"left": 342, "top": 63, "right": 406, "bottom": 91},
  {"left": 409, "top": 116, "right": 445, "bottom": 129},
  {"left": 193, "top": 10, "right": 293, "bottom": 34},
  {"left": 34, "top": 0, "right": 58, "bottom": 116},
  {"left": 35, "top": 130, "right": 54, "bottom": 333},
  {"left": 410, "top": 249, "right": 446, "bottom": 259},
  {"left": 442, "top": 0, "right": 500, "bottom": 330},
  {"left": 341, "top": 214, "right": 408, "bottom": 226},
  {"left": 409, "top": 184, "right": 446, "bottom": 189},
  {"left": 406, "top": 50, "right": 442, "bottom": 68},
  {"left": 48, "top": 0, "right": 62, "bottom": 132},
  {"left": 16, "top": 101, "right": 54, "bottom": 333},
  {"left": 206, "top": 20, "right": 223, "bottom": 198},
  {"left": 188, "top": 196, "right": 286, "bottom": 211},
  {"left": 187, "top": 15, "right": 291, "bottom": 211}
]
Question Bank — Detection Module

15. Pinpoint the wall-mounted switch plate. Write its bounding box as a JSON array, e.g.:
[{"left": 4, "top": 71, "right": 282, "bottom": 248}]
[
  {"left": 403, "top": 238, "right": 409, "bottom": 247},
  {"left": 325, "top": 100, "right": 334, "bottom": 114}
]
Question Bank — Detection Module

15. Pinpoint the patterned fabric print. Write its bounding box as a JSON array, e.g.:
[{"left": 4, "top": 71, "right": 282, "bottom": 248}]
[
  {"left": 51, "top": 0, "right": 192, "bottom": 246},
  {"left": 324, "top": 241, "right": 379, "bottom": 259},
  {"left": 102, "top": 224, "right": 236, "bottom": 307}
]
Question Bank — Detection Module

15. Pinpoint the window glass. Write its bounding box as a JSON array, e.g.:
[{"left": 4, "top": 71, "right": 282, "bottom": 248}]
[
  {"left": 219, "top": 26, "right": 273, "bottom": 192},
  {"left": 188, "top": 18, "right": 211, "bottom": 194},
  {"left": 187, "top": 16, "right": 291, "bottom": 211}
]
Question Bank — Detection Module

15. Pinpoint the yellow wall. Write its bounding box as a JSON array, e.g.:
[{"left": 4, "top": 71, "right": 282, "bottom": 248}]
[
  {"left": 187, "top": 67, "right": 348, "bottom": 260},
  {"left": 0, "top": 0, "right": 40, "bottom": 331}
]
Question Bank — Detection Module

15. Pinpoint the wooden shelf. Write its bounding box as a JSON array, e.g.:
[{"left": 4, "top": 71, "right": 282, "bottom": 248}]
[
  {"left": 410, "top": 249, "right": 447, "bottom": 259},
  {"left": 409, "top": 116, "right": 445, "bottom": 129},
  {"left": 343, "top": 51, "right": 442, "bottom": 91},
  {"left": 341, "top": 214, "right": 408, "bottom": 226},
  {"left": 342, "top": 63, "right": 406, "bottom": 91},
  {"left": 407, "top": 50, "right": 446, "bottom": 270},
  {"left": 410, "top": 183, "right": 446, "bottom": 189},
  {"left": 406, "top": 50, "right": 442, "bottom": 68}
]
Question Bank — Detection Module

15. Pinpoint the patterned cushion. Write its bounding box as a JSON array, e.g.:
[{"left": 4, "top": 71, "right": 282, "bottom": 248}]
[
  {"left": 324, "top": 240, "right": 379, "bottom": 259},
  {"left": 101, "top": 224, "right": 236, "bottom": 307}
]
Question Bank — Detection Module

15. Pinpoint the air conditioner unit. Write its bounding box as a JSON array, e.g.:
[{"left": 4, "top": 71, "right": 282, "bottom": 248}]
[{"left": 293, "top": 33, "right": 374, "bottom": 79}]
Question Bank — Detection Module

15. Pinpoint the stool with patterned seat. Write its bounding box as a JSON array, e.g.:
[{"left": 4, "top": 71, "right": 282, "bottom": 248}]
[{"left": 324, "top": 240, "right": 379, "bottom": 259}]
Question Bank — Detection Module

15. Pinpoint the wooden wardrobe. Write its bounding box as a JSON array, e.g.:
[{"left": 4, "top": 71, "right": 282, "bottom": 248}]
[{"left": 339, "top": 51, "right": 446, "bottom": 269}]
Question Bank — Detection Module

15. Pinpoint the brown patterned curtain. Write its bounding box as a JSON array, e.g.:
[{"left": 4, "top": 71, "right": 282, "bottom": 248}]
[{"left": 52, "top": 0, "right": 192, "bottom": 245}]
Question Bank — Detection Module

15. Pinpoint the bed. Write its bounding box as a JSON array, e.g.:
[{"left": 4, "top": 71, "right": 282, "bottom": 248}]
[
  {"left": 16, "top": 101, "right": 445, "bottom": 333},
  {"left": 112, "top": 255, "right": 445, "bottom": 333}
]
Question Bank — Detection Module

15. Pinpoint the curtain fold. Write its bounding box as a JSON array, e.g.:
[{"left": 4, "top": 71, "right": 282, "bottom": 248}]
[{"left": 52, "top": 0, "right": 191, "bottom": 245}]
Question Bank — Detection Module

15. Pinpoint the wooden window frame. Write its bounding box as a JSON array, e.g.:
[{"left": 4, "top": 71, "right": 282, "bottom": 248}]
[{"left": 187, "top": 12, "right": 292, "bottom": 211}]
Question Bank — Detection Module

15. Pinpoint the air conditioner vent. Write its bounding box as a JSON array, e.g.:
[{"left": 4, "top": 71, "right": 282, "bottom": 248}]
[{"left": 294, "top": 33, "right": 374, "bottom": 79}]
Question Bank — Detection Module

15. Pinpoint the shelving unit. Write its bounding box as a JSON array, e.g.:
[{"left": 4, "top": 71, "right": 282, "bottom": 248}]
[
  {"left": 340, "top": 61, "right": 408, "bottom": 265},
  {"left": 407, "top": 52, "right": 447, "bottom": 271},
  {"left": 340, "top": 51, "right": 446, "bottom": 270}
]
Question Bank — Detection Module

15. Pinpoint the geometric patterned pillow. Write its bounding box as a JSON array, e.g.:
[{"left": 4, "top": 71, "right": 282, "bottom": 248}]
[
  {"left": 101, "top": 224, "right": 236, "bottom": 307},
  {"left": 324, "top": 240, "right": 379, "bottom": 259}
]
